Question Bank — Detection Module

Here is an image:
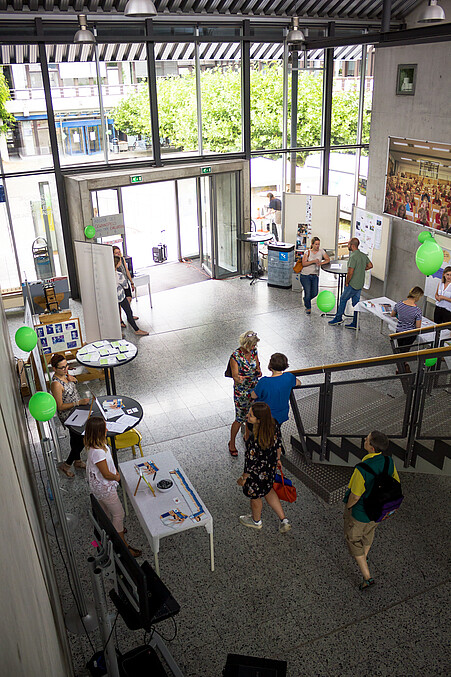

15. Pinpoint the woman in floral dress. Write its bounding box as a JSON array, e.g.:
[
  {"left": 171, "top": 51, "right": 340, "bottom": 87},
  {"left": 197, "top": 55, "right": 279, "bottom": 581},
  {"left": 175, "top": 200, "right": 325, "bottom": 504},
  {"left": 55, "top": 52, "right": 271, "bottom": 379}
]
[
  {"left": 228, "top": 331, "right": 261, "bottom": 456},
  {"left": 236, "top": 402, "right": 291, "bottom": 532}
]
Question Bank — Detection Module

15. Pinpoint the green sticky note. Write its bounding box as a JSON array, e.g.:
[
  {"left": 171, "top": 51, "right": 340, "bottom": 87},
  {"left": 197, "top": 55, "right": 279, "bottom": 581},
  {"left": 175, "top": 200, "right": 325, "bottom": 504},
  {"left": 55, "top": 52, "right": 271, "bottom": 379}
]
[
  {"left": 100, "top": 357, "right": 108, "bottom": 365},
  {"left": 119, "top": 346, "right": 128, "bottom": 353}
]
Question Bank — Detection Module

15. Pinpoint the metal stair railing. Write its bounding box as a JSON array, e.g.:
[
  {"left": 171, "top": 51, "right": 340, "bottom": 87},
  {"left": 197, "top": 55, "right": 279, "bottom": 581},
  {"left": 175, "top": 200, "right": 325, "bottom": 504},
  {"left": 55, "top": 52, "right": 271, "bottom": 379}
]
[{"left": 289, "top": 344, "right": 451, "bottom": 468}]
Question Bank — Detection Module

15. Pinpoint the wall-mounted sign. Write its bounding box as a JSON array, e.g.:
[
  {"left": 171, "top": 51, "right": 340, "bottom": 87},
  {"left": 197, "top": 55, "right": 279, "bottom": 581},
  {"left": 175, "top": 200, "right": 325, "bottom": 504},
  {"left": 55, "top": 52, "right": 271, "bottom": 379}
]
[
  {"left": 92, "top": 213, "right": 125, "bottom": 237},
  {"left": 130, "top": 175, "right": 143, "bottom": 184},
  {"left": 201, "top": 167, "right": 212, "bottom": 175}
]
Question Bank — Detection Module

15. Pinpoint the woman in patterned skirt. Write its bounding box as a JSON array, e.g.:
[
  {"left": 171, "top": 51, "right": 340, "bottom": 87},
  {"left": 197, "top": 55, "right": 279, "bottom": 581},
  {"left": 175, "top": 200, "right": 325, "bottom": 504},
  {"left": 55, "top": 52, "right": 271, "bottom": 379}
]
[
  {"left": 228, "top": 330, "right": 261, "bottom": 456},
  {"left": 237, "top": 402, "right": 291, "bottom": 533}
]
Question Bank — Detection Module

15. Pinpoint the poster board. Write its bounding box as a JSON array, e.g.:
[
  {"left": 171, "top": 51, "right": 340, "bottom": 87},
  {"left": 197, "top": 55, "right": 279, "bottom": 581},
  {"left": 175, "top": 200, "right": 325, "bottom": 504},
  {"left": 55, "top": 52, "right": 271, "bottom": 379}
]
[
  {"left": 283, "top": 193, "right": 339, "bottom": 254},
  {"left": 74, "top": 241, "right": 121, "bottom": 343},
  {"left": 352, "top": 207, "right": 391, "bottom": 286},
  {"left": 35, "top": 317, "right": 82, "bottom": 355}
]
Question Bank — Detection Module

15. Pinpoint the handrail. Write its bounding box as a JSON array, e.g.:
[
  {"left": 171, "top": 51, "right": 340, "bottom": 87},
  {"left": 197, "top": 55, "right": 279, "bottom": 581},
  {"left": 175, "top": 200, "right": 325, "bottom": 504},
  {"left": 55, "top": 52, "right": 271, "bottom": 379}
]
[
  {"left": 389, "top": 321, "right": 451, "bottom": 338},
  {"left": 290, "top": 344, "right": 451, "bottom": 377}
]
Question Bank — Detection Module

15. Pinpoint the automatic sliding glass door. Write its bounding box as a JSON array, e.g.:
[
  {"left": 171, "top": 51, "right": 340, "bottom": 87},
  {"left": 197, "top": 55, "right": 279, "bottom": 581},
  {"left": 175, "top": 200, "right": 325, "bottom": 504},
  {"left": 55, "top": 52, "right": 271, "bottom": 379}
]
[{"left": 199, "top": 171, "right": 239, "bottom": 279}]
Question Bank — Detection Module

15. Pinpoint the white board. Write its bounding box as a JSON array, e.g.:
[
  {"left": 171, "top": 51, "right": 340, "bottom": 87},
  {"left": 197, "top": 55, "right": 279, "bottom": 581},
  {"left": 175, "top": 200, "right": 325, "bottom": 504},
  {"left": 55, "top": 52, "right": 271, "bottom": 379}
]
[
  {"left": 283, "top": 193, "right": 339, "bottom": 253},
  {"left": 74, "top": 241, "right": 121, "bottom": 343},
  {"left": 352, "top": 207, "right": 391, "bottom": 284}
]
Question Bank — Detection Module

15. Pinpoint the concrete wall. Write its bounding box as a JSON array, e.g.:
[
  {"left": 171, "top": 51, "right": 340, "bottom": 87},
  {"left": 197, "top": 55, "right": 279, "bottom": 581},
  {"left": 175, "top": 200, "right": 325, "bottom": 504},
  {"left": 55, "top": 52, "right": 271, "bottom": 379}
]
[
  {"left": 367, "top": 36, "right": 451, "bottom": 310},
  {"left": 0, "top": 301, "right": 73, "bottom": 675}
]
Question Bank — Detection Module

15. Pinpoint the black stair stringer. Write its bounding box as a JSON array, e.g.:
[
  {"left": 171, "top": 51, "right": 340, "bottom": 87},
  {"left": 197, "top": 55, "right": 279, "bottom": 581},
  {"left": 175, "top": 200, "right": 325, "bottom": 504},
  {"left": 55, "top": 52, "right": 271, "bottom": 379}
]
[
  {"left": 341, "top": 436, "right": 365, "bottom": 460},
  {"left": 387, "top": 440, "right": 409, "bottom": 465},
  {"left": 414, "top": 440, "right": 447, "bottom": 470}
]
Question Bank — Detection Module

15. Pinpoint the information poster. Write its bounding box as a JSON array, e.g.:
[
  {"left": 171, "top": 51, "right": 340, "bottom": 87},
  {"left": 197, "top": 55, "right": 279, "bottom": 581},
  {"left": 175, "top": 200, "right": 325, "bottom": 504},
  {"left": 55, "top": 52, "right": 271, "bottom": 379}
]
[
  {"left": 353, "top": 207, "right": 383, "bottom": 289},
  {"left": 35, "top": 318, "right": 82, "bottom": 355}
]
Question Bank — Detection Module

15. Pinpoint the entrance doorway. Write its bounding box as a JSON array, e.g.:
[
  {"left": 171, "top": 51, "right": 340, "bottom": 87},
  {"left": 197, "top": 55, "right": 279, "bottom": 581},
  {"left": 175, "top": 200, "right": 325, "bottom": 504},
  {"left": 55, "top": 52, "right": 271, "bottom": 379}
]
[{"left": 90, "top": 170, "right": 240, "bottom": 281}]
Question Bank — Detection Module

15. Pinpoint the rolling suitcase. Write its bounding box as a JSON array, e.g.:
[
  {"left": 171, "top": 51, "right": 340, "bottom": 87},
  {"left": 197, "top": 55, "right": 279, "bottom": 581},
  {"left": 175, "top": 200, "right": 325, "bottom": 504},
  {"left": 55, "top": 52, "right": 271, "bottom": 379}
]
[{"left": 152, "top": 244, "right": 167, "bottom": 263}]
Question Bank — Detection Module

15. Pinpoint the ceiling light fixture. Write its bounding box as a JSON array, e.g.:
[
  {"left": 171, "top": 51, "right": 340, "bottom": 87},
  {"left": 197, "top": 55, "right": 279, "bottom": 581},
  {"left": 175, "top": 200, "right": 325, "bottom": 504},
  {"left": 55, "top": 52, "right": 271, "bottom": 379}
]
[
  {"left": 286, "top": 17, "right": 305, "bottom": 47},
  {"left": 74, "top": 15, "right": 96, "bottom": 44},
  {"left": 124, "top": 0, "right": 157, "bottom": 17},
  {"left": 417, "top": 0, "right": 446, "bottom": 23}
]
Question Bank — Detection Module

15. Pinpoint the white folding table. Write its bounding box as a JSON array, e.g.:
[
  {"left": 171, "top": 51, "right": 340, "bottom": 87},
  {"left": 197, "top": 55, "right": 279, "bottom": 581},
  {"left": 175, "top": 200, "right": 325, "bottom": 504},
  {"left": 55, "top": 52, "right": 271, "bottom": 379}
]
[
  {"left": 133, "top": 273, "right": 152, "bottom": 307},
  {"left": 119, "top": 450, "right": 214, "bottom": 576}
]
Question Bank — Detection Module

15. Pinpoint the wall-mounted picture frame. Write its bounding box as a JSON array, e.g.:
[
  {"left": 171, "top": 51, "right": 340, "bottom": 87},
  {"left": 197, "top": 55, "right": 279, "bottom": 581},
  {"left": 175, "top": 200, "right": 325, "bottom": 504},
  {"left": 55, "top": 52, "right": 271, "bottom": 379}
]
[{"left": 396, "top": 64, "right": 417, "bottom": 96}]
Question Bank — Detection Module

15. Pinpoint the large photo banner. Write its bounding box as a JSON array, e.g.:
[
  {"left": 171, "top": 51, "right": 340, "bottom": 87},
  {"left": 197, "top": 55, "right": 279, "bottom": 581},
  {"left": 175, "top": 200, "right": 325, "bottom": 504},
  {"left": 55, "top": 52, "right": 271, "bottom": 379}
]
[{"left": 384, "top": 136, "right": 451, "bottom": 234}]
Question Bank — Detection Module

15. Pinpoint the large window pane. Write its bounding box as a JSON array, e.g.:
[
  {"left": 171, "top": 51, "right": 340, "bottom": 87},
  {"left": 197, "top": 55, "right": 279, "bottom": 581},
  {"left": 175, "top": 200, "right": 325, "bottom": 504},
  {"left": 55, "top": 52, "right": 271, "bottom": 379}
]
[
  {"left": 285, "top": 150, "right": 322, "bottom": 194},
  {"left": 155, "top": 42, "right": 198, "bottom": 158},
  {"left": 6, "top": 173, "right": 67, "bottom": 281},
  {"left": 361, "top": 46, "right": 375, "bottom": 144},
  {"left": 1, "top": 63, "right": 53, "bottom": 173},
  {"left": 0, "top": 190, "right": 21, "bottom": 290},
  {"left": 328, "top": 149, "right": 357, "bottom": 237},
  {"left": 288, "top": 54, "right": 324, "bottom": 149},
  {"left": 199, "top": 42, "right": 242, "bottom": 153},
  {"left": 250, "top": 48, "right": 283, "bottom": 151},
  {"left": 331, "top": 47, "right": 361, "bottom": 146},
  {"left": 250, "top": 155, "right": 283, "bottom": 226}
]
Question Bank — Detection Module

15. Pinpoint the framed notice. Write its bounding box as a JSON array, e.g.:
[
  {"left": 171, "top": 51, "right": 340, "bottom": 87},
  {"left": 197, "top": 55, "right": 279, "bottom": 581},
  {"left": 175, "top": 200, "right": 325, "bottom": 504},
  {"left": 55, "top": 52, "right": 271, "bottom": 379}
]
[
  {"left": 396, "top": 64, "right": 416, "bottom": 96},
  {"left": 35, "top": 317, "right": 82, "bottom": 355}
]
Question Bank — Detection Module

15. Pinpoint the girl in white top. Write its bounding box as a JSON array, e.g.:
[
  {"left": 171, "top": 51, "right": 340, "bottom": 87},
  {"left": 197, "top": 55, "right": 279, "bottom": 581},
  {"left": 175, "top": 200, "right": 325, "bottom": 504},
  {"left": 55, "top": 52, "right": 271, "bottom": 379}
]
[
  {"left": 85, "top": 416, "right": 141, "bottom": 558},
  {"left": 300, "top": 237, "right": 330, "bottom": 314},
  {"left": 434, "top": 266, "right": 451, "bottom": 325}
]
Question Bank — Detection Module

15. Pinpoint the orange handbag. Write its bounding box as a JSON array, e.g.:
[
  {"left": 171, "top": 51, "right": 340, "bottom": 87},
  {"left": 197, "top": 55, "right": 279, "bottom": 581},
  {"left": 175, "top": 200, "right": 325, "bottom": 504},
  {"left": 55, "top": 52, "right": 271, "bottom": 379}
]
[
  {"left": 273, "top": 470, "right": 297, "bottom": 503},
  {"left": 293, "top": 259, "right": 303, "bottom": 273}
]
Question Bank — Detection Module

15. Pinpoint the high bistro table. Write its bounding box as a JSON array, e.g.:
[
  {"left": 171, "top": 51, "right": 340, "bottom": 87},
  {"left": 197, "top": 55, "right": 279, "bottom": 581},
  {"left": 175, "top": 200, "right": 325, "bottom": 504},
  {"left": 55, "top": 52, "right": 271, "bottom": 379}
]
[
  {"left": 64, "top": 394, "right": 143, "bottom": 469},
  {"left": 76, "top": 339, "right": 137, "bottom": 396},
  {"left": 322, "top": 259, "right": 354, "bottom": 318},
  {"left": 119, "top": 450, "right": 214, "bottom": 577},
  {"left": 237, "top": 231, "right": 274, "bottom": 285}
]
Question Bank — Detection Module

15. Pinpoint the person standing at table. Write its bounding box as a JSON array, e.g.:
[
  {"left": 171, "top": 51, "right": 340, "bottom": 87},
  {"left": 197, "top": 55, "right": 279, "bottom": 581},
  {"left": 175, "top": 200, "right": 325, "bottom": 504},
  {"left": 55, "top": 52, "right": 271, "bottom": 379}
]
[
  {"left": 266, "top": 193, "right": 282, "bottom": 225},
  {"left": 50, "top": 353, "right": 90, "bottom": 478},
  {"left": 299, "top": 237, "right": 330, "bottom": 314},
  {"left": 434, "top": 267, "right": 451, "bottom": 324},
  {"left": 113, "top": 246, "right": 137, "bottom": 328},
  {"left": 390, "top": 287, "right": 424, "bottom": 373},
  {"left": 328, "top": 238, "right": 373, "bottom": 329},
  {"left": 85, "top": 416, "right": 141, "bottom": 558},
  {"left": 115, "top": 256, "right": 149, "bottom": 336}
]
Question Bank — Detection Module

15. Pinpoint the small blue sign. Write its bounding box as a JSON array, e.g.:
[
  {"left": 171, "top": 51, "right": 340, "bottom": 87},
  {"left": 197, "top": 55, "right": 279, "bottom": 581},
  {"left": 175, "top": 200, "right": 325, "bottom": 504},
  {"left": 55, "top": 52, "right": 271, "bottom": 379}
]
[
  {"left": 279, "top": 252, "right": 288, "bottom": 261},
  {"left": 0, "top": 185, "right": 5, "bottom": 203}
]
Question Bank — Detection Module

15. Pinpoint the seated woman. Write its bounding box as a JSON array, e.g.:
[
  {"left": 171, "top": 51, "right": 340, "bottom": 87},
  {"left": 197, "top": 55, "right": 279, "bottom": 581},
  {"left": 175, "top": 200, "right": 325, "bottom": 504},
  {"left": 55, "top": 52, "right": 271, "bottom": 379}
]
[
  {"left": 251, "top": 353, "right": 301, "bottom": 427},
  {"left": 50, "top": 353, "right": 90, "bottom": 477},
  {"left": 390, "top": 286, "right": 424, "bottom": 370},
  {"left": 237, "top": 402, "right": 291, "bottom": 533},
  {"left": 299, "top": 237, "right": 330, "bottom": 314}
]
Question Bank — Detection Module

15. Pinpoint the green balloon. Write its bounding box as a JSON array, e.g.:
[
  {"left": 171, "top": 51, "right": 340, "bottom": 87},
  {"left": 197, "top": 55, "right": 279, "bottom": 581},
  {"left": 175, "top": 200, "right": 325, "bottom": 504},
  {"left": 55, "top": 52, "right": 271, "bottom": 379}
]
[
  {"left": 418, "top": 231, "right": 432, "bottom": 244},
  {"left": 425, "top": 357, "right": 437, "bottom": 367},
  {"left": 415, "top": 239, "right": 444, "bottom": 276},
  {"left": 84, "top": 225, "right": 96, "bottom": 239},
  {"left": 316, "top": 290, "right": 336, "bottom": 313},
  {"left": 29, "top": 391, "right": 57, "bottom": 422},
  {"left": 15, "top": 326, "right": 38, "bottom": 352}
]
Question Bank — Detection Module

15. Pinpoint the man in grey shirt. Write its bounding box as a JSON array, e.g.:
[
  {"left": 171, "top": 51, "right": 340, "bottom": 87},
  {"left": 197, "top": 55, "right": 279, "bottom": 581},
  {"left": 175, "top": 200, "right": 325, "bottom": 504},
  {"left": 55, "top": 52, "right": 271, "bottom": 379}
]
[{"left": 328, "top": 238, "right": 373, "bottom": 329}]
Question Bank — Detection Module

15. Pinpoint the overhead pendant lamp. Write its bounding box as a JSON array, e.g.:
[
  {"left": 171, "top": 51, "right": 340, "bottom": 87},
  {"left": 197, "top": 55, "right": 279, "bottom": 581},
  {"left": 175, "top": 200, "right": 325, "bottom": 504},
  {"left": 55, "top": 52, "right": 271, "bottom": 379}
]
[
  {"left": 74, "top": 15, "right": 96, "bottom": 44},
  {"left": 124, "top": 0, "right": 157, "bottom": 17},
  {"left": 286, "top": 17, "right": 306, "bottom": 46},
  {"left": 417, "top": 0, "right": 446, "bottom": 23}
]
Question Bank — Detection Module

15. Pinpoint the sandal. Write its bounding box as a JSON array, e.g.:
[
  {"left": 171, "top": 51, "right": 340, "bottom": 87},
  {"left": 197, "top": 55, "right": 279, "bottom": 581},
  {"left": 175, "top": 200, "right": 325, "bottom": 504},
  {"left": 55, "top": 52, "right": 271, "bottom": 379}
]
[
  {"left": 128, "top": 545, "right": 142, "bottom": 558},
  {"left": 59, "top": 462, "right": 75, "bottom": 478},
  {"left": 359, "top": 578, "right": 375, "bottom": 591},
  {"left": 228, "top": 442, "right": 238, "bottom": 457},
  {"left": 121, "top": 321, "right": 126, "bottom": 328},
  {"left": 133, "top": 315, "right": 139, "bottom": 320},
  {"left": 73, "top": 460, "right": 86, "bottom": 469}
]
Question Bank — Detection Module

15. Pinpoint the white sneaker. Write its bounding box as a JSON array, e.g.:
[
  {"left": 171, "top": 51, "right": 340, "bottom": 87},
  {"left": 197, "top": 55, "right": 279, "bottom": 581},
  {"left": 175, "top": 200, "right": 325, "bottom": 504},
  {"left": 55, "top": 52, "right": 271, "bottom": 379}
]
[
  {"left": 239, "top": 515, "right": 262, "bottom": 530},
  {"left": 279, "top": 519, "right": 291, "bottom": 533}
]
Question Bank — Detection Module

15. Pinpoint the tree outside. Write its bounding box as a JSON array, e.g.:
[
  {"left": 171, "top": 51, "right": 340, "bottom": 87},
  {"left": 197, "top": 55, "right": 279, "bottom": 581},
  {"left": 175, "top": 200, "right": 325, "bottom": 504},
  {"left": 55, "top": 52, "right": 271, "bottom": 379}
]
[
  {"left": 0, "top": 67, "right": 15, "bottom": 133},
  {"left": 112, "top": 62, "right": 371, "bottom": 158}
]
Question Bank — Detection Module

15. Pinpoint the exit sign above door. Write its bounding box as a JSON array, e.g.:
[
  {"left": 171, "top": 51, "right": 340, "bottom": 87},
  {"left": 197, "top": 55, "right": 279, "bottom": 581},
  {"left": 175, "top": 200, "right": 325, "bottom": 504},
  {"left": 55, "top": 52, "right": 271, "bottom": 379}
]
[{"left": 201, "top": 167, "right": 212, "bottom": 174}]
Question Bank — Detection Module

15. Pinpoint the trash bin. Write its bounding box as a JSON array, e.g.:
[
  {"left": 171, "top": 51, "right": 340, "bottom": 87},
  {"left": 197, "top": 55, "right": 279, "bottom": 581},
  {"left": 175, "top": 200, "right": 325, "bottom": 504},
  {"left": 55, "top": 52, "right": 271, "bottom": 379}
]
[{"left": 267, "top": 242, "right": 295, "bottom": 289}]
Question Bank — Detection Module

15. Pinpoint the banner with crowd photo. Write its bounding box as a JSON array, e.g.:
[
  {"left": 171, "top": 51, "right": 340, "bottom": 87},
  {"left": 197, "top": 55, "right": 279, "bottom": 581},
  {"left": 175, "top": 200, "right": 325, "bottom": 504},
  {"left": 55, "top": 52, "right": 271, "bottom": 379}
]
[{"left": 384, "top": 136, "right": 451, "bottom": 235}]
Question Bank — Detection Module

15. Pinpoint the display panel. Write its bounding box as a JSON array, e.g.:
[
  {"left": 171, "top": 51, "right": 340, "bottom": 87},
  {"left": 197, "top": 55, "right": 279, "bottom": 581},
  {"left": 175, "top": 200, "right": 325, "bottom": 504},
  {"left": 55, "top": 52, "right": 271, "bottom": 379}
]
[{"left": 384, "top": 137, "right": 451, "bottom": 234}]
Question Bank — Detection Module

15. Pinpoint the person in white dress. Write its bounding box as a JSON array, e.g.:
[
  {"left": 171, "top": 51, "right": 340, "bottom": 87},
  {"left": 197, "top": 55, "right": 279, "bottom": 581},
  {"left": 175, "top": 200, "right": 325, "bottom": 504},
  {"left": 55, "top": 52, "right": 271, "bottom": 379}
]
[
  {"left": 434, "top": 266, "right": 451, "bottom": 324},
  {"left": 85, "top": 416, "right": 142, "bottom": 557}
]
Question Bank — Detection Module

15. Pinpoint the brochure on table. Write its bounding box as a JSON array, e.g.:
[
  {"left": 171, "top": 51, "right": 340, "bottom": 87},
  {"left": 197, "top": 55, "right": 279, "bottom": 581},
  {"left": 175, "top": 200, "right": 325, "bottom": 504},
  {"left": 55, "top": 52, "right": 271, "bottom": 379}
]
[{"left": 77, "top": 339, "right": 136, "bottom": 367}]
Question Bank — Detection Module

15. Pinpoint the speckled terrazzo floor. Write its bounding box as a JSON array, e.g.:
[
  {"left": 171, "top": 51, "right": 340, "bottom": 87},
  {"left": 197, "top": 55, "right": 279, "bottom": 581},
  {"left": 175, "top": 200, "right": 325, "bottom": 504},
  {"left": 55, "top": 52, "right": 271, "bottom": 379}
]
[{"left": 8, "top": 271, "right": 451, "bottom": 677}]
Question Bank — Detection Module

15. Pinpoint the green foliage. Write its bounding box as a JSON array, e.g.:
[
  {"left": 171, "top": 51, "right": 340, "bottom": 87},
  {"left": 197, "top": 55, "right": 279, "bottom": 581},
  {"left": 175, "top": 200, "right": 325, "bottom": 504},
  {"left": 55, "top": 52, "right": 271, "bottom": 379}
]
[
  {"left": 0, "top": 67, "right": 15, "bottom": 133},
  {"left": 111, "top": 62, "right": 372, "bottom": 155}
]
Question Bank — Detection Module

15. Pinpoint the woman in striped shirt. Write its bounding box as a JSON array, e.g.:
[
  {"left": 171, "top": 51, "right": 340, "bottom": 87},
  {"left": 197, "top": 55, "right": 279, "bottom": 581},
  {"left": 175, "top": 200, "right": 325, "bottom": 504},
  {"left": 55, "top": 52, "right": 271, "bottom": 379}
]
[{"left": 391, "top": 286, "right": 424, "bottom": 352}]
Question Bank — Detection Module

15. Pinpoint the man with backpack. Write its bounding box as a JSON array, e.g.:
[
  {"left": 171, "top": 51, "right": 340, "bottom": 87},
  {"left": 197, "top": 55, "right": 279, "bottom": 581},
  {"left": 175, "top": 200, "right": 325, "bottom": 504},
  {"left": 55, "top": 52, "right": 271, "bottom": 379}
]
[{"left": 343, "top": 430, "right": 402, "bottom": 590}]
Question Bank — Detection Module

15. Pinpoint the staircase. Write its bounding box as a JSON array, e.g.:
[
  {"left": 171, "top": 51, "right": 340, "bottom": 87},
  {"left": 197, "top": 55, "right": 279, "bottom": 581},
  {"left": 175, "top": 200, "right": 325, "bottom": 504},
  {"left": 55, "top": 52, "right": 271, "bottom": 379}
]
[{"left": 281, "top": 351, "right": 451, "bottom": 504}]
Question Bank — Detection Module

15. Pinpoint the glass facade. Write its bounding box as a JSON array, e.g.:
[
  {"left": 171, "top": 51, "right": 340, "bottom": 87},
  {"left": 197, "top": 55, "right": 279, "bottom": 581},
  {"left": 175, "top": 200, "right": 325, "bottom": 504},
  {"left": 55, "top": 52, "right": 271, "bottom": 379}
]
[{"left": 0, "top": 23, "right": 373, "bottom": 291}]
